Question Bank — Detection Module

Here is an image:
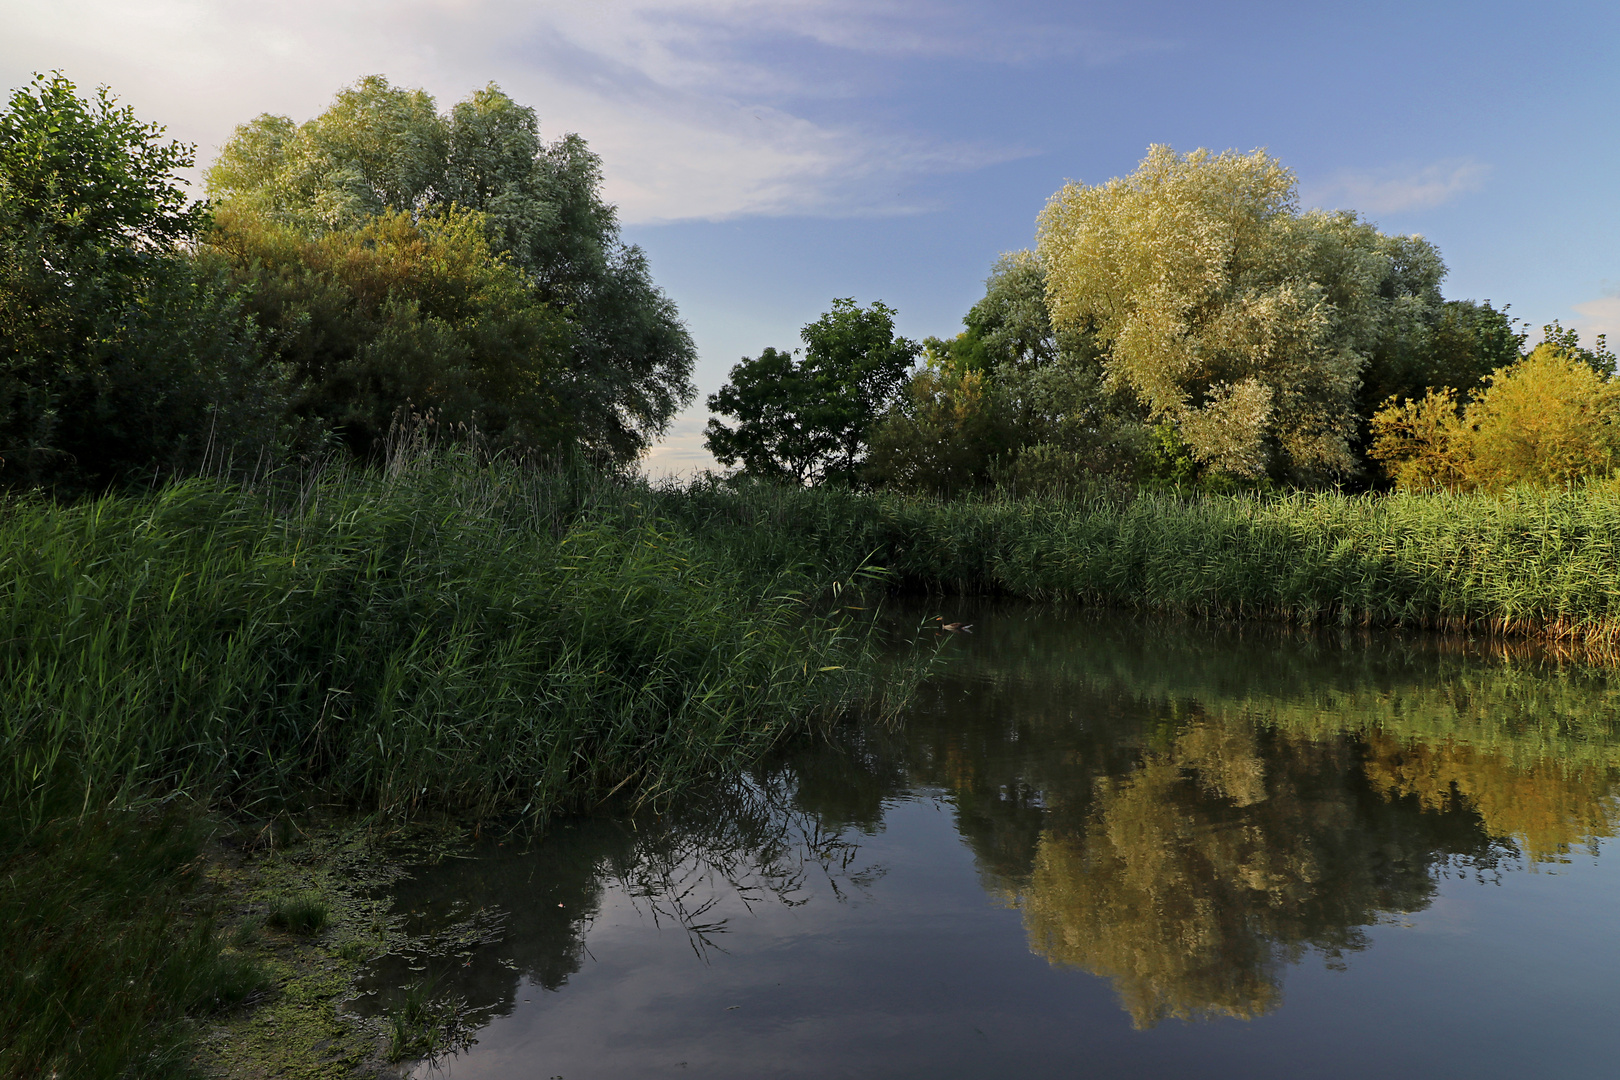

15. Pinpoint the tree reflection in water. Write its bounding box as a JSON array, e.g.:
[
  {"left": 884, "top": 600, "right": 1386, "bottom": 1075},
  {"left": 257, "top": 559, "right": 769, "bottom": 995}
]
[{"left": 355, "top": 608, "right": 1620, "bottom": 1036}]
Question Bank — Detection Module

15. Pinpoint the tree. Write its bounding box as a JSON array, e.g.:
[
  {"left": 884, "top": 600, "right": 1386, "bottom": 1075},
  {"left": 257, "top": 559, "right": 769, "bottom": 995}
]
[
  {"left": 866, "top": 254, "right": 1148, "bottom": 495},
  {"left": 207, "top": 76, "right": 695, "bottom": 461},
  {"left": 701, "top": 347, "right": 824, "bottom": 484},
  {"left": 1370, "top": 343, "right": 1620, "bottom": 491},
  {"left": 1037, "top": 145, "right": 1466, "bottom": 483},
  {"left": 202, "top": 205, "right": 570, "bottom": 454},
  {"left": 1, "top": 73, "right": 287, "bottom": 488},
  {"left": 1360, "top": 298, "right": 1523, "bottom": 413},
  {"left": 863, "top": 358, "right": 1010, "bottom": 495},
  {"left": 705, "top": 299, "right": 920, "bottom": 485}
]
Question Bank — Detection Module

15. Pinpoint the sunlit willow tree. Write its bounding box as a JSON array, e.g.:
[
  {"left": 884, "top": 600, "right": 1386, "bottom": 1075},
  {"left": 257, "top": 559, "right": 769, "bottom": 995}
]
[
  {"left": 704, "top": 299, "right": 920, "bottom": 485},
  {"left": 205, "top": 76, "right": 694, "bottom": 460},
  {"left": 0, "top": 74, "right": 290, "bottom": 488},
  {"left": 1032, "top": 144, "right": 1516, "bottom": 484}
]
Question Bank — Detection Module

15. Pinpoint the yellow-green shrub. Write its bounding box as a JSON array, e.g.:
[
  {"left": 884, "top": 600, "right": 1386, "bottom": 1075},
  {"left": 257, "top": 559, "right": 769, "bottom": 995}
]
[{"left": 1371, "top": 344, "right": 1620, "bottom": 491}]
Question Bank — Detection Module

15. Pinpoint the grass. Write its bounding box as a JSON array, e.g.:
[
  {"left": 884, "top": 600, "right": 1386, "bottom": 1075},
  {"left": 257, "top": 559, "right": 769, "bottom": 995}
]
[
  {"left": 653, "top": 479, "right": 1620, "bottom": 646},
  {"left": 266, "top": 894, "right": 331, "bottom": 936},
  {"left": 0, "top": 449, "right": 902, "bottom": 1078},
  {"left": 0, "top": 808, "right": 270, "bottom": 1080},
  {"left": 0, "top": 454, "right": 891, "bottom": 831},
  {"left": 385, "top": 976, "right": 469, "bottom": 1063}
]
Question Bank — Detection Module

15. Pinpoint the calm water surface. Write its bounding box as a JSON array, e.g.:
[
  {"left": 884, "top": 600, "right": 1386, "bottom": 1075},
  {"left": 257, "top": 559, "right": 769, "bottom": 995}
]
[{"left": 359, "top": 605, "right": 1620, "bottom": 1078}]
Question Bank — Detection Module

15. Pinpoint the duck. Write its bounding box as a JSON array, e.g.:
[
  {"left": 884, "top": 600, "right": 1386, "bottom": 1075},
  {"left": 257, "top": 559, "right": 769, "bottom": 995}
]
[{"left": 933, "top": 616, "right": 974, "bottom": 633}]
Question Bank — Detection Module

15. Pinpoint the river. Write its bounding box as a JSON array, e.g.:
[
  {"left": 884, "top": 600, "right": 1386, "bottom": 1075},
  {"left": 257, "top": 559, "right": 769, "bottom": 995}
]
[{"left": 355, "top": 602, "right": 1620, "bottom": 1078}]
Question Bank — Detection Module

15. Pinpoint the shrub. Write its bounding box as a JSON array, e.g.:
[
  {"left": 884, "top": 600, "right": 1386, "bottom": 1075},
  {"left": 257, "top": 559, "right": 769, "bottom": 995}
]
[{"left": 1372, "top": 344, "right": 1620, "bottom": 491}]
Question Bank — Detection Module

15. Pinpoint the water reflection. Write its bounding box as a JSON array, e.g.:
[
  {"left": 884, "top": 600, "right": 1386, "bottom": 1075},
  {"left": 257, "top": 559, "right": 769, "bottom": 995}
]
[
  {"left": 361, "top": 608, "right": 1620, "bottom": 1073},
  {"left": 913, "top": 611, "right": 1620, "bottom": 1025}
]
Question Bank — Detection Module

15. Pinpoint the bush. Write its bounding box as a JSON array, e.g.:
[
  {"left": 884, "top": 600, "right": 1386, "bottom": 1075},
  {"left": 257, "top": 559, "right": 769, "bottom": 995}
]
[{"left": 1372, "top": 343, "right": 1620, "bottom": 491}]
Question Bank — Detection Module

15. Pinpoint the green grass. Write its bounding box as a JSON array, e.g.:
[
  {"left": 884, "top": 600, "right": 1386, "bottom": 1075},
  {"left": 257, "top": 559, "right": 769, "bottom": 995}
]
[
  {"left": 0, "top": 455, "right": 890, "bottom": 830},
  {"left": 654, "top": 480, "right": 1620, "bottom": 646},
  {"left": 0, "top": 808, "right": 269, "bottom": 1080},
  {"left": 0, "top": 450, "right": 901, "bottom": 1078},
  {"left": 266, "top": 894, "right": 330, "bottom": 936}
]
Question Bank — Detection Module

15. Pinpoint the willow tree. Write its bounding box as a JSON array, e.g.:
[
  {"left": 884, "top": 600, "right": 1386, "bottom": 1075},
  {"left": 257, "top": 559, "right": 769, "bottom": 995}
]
[
  {"left": 207, "top": 76, "right": 694, "bottom": 462},
  {"left": 1036, "top": 145, "right": 1449, "bottom": 482}
]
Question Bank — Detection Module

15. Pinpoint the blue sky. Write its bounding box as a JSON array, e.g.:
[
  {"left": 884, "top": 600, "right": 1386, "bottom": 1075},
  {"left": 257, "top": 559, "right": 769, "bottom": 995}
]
[{"left": 4, "top": 1, "right": 1615, "bottom": 473}]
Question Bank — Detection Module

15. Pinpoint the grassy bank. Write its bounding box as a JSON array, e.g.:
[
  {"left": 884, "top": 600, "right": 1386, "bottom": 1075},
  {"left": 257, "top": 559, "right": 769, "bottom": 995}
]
[
  {"left": 0, "top": 452, "right": 898, "bottom": 1079},
  {"left": 658, "top": 481, "right": 1620, "bottom": 646},
  {"left": 2, "top": 457, "right": 887, "bottom": 829}
]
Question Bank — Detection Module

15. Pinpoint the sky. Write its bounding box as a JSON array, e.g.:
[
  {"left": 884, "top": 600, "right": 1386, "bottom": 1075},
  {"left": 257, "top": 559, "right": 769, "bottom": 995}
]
[{"left": 4, "top": 0, "right": 1616, "bottom": 475}]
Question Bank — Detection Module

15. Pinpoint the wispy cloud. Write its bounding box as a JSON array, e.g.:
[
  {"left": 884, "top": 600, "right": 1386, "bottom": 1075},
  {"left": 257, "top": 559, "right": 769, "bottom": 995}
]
[
  {"left": 0, "top": 0, "right": 1146, "bottom": 223},
  {"left": 638, "top": 408, "right": 719, "bottom": 479},
  {"left": 1301, "top": 158, "right": 1490, "bottom": 215},
  {"left": 1572, "top": 289, "right": 1620, "bottom": 347}
]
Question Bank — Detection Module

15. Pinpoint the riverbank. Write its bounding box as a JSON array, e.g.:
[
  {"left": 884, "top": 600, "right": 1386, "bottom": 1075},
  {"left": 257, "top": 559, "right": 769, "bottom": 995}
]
[
  {"left": 659, "top": 480, "right": 1620, "bottom": 648},
  {"left": 0, "top": 452, "right": 903, "bottom": 1079}
]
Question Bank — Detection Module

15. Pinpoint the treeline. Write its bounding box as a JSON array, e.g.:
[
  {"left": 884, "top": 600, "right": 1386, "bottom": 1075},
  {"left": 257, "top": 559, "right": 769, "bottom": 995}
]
[
  {"left": 1, "top": 73, "right": 694, "bottom": 491},
  {"left": 707, "top": 146, "right": 1616, "bottom": 495}
]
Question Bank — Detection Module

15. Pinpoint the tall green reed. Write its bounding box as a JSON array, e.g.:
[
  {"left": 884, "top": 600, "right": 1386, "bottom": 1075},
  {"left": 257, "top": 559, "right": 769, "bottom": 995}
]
[
  {"left": 653, "top": 480, "right": 1620, "bottom": 645},
  {"left": 0, "top": 454, "right": 884, "bottom": 828}
]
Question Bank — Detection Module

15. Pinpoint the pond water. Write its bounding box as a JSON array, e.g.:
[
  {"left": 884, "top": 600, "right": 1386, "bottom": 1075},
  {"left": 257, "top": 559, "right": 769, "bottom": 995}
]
[{"left": 359, "top": 604, "right": 1620, "bottom": 1079}]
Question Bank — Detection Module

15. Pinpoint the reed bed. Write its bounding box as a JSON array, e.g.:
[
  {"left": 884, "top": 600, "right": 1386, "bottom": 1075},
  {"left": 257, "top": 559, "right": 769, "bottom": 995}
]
[
  {"left": 0, "top": 455, "right": 887, "bottom": 832},
  {"left": 656, "top": 481, "right": 1620, "bottom": 648}
]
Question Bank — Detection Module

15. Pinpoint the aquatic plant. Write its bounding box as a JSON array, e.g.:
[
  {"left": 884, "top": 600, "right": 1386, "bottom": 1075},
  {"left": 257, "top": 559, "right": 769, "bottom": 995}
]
[
  {"left": 655, "top": 480, "right": 1620, "bottom": 647},
  {"left": 0, "top": 453, "right": 887, "bottom": 829}
]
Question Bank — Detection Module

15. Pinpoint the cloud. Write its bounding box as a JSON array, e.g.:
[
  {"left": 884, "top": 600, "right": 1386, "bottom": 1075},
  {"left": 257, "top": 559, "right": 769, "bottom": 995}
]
[
  {"left": 0, "top": 0, "right": 1135, "bottom": 223},
  {"left": 638, "top": 408, "right": 720, "bottom": 480},
  {"left": 1301, "top": 159, "right": 1490, "bottom": 215},
  {"left": 1572, "top": 291, "right": 1620, "bottom": 347}
]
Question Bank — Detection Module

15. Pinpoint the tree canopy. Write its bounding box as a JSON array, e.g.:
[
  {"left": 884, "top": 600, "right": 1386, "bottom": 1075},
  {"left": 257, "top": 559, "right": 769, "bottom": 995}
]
[
  {"left": 1371, "top": 334, "right": 1620, "bottom": 491},
  {"left": 1, "top": 73, "right": 285, "bottom": 488},
  {"left": 207, "top": 76, "right": 695, "bottom": 461},
  {"left": 705, "top": 299, "right": 920, "bottom": 485},
  {"left": 1037, "top": 145, "right": 1470, "bottom": 482}
]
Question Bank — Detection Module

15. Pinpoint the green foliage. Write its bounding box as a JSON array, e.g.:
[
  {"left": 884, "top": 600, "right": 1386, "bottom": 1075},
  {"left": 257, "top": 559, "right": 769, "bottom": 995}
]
[
  {"left": 1035, "top": 145, "right": 1513, "bottom": 483},
  {"left": 867, "top": 255, "right": 1149, "bottom": 495},
  {"left": 0, "top": 449, "right": 888, "bottom": 827},
  {"left": 0, "top": 71, "right": 201, "bottom": 252},
  {"left": 1371, "top": 343, "right": 1620, "bottom": 491},
  {"left": 0, "top": 809, "right": 261, "bottom": 1080},
  {"left": 705, "top": 299, "right": 921, "bottom": 485},
  {"left": 267, "top": 894, "right": 331, "bottom": 936},
  {"left": 208, "top": 76, "right": 696, "bottom": 460},
  {"left": 0, "top": 73, "right": 290, "bottom": 489},
  {"left": 385, "top": 977, "right": 469, "bottom": 1062},
  {"left": 204, "top": 204, "right": 569, "bottom": 454},
  {"left": 1539, "top": 318, "right": 1616, "bottom": 375},
  {"left": 1360, "top": 299, "right": 1524, "bottom": 412},
  {"left": 864, "top": 361, "right": 1009, "bottom": 495},
  {"left": 701, "top": 346, "right": 823, "bottom": 483},
  {"left": 652, "top": 479, "right": 1620, "bottom": 645}
]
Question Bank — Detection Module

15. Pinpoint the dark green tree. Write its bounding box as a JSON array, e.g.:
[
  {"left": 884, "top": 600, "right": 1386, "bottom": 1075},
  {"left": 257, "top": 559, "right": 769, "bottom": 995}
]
[
  {"left": 0, "top": 73, "right": 287, "bottom": 488},
  {"left": 866, "top": 256, "right": 1148, "bottom": 495},
  {"left": 1538, "top": 319, "right": 1615, "bottom": 375},
  {"left": 1358, "top": 298, "right": 1525, "bottom": 415},
  {"left": 705, "top": 299, "right": 920, "bottom": 485}
]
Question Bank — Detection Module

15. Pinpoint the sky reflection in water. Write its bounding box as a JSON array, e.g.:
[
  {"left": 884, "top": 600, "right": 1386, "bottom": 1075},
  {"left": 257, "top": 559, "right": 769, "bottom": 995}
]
[{"left": 360, "top": 606, "right": 1620, "bottom": 1079}]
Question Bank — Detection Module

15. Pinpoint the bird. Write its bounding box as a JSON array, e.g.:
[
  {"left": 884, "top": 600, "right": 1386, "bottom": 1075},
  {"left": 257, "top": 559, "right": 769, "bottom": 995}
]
[{"left": 934, "top": 616, "right": 974, "bottom": 633}]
